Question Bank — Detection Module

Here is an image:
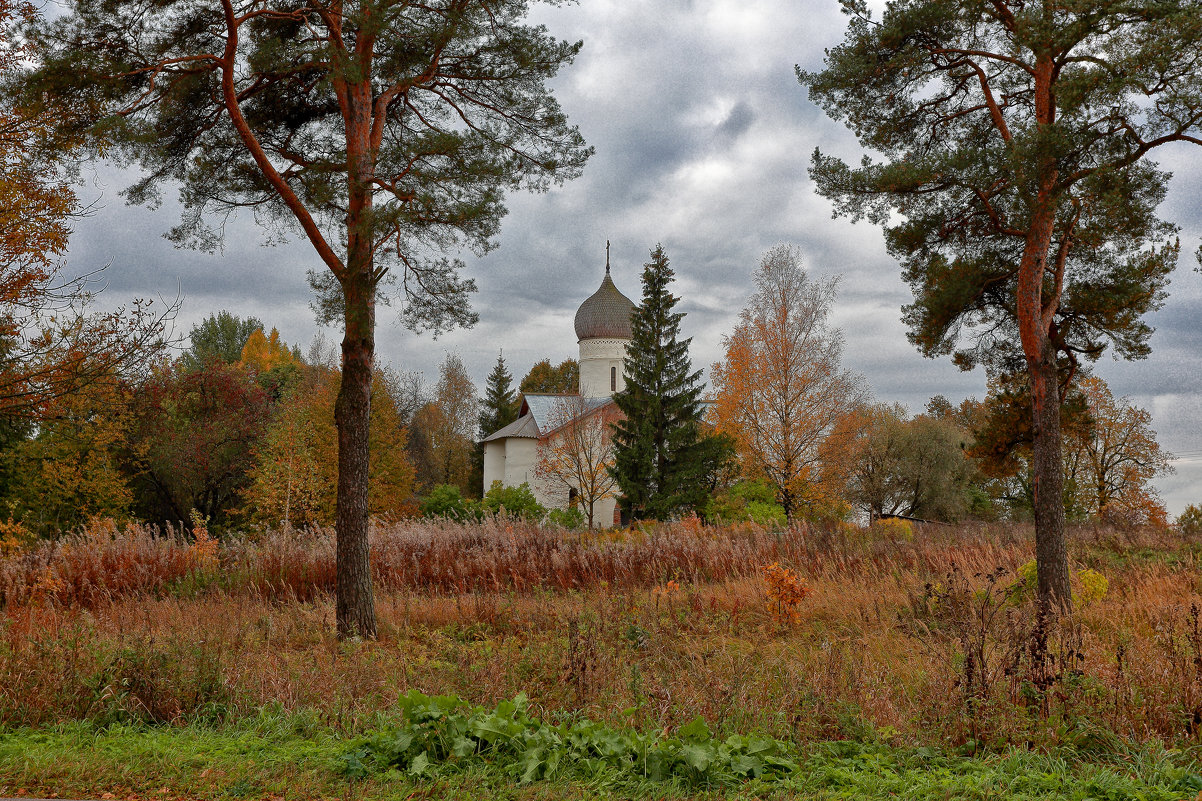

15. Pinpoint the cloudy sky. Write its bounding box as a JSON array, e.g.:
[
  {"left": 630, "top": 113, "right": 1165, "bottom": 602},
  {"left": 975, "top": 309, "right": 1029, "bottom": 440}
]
[{"left": 60, "top": 0, "right": 1202, "bottom": 514}]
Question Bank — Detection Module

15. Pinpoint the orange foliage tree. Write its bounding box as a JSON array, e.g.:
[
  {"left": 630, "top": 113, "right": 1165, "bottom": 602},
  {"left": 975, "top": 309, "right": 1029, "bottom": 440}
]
[
  {"left": 963, "top": 374, "right": 1171, "bottom": 525},
  {"left": 711, "top": 246, "right": 866, "bottom": 519},
  {"left": 534, "top": 395, "right": 619, "bottom": 530},
  {"left": 0, "top": 0, "right": 170, "bottom": 421},
  {"left": 1067, "top": 376, "right": 1172, "bottom": 526},
  {"left": 239, "top": 327, "right": 301, "bottom": 374}
]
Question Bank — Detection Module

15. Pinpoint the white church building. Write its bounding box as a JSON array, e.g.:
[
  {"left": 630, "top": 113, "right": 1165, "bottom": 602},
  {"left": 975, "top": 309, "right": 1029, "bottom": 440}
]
[{"left": 481, "top": 257, "right": 636, "bottom": 526}]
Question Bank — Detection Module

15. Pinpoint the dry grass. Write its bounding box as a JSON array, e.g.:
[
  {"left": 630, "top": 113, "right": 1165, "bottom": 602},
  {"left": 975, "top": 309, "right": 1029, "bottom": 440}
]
[{"left": 2, "top": 517, "right": 1201, "bottom": 751}]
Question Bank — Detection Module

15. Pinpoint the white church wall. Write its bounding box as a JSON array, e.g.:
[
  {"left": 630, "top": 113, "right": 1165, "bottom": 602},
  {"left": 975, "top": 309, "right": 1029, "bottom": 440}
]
[
  {"left": 592, "top": 495, "right": 619, "bottom": 529},
  {"left": 501, "top": 437, "right": 543, "bottom": 499},
  {"left": 578, "top": 337, "right": 628, "bottom": 398},
  {"left": 483, "top": 440, "right": 506, "bottom": 492},
  {"left": 487, "top": 428, "right": 621, "bottom": 527}
]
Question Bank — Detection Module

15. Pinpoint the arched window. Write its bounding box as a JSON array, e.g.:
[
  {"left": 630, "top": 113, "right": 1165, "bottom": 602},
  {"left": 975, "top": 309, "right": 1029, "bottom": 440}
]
[{"left": 610, "top": 365, "right": 617, "bottom": 392}]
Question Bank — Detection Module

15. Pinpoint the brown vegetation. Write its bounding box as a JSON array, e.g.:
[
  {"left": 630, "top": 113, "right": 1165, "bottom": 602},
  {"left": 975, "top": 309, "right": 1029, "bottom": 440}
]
[{"left": 2, "top": 518, "right": 1201, "bottom": 750}]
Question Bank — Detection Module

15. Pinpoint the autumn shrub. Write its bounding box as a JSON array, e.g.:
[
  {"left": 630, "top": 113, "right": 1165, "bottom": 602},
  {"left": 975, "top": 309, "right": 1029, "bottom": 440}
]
[
  {"left": 0, "top": 517, "right": 34, "bottom": 555},
  {"left": 1075, "top": 568, "right": 1108, "bottom": 607},
  {"left": 871, "top": 517, "right": 913, "bottom": 541},
  {"left": 1008, "top": 559, "right": 1109, "bottom": 607},
  {"left": 704, "top": 480, "right": 787, "bottom": 527},
  {"left": 762, "top": 561, "right": 809, "bottom": 626},
  {"left": 545, "top": 506, "right": 585, "bottom": 530},
  {"left": 1178, "top": 504, "right": 1202, "bottom": 537}
]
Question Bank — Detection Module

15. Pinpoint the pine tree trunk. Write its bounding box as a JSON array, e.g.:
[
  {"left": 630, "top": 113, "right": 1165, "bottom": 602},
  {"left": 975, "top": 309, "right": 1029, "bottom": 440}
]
[
  {"left": 335, "top": 272, "right": 377, "bottom": 638},
  {"left": 1013, "top": 51, "right": 1073, "bottom": 614},
  {"left": 334, "top": 86, "right": 378, "bottom": 638},
  {"left": 1030, "top": 350, "right": 1071, "bottom": 611}
]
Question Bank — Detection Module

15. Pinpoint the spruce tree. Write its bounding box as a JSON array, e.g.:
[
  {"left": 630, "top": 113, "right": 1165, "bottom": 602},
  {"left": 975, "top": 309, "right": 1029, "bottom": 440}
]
[
  {"left": 471, "top": 351, "right": 518, "bottom": 496},
  {"left": 611, "top": 245, "right": 728, "bottom": 520},
  {"left": 479, "top": 351, "right": 518, "bottom": 437}
]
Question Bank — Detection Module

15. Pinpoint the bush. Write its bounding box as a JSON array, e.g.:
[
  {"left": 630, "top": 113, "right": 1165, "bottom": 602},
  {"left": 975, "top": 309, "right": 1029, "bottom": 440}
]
[
  {"left": 1177, "top": 504, "right": 1202, "bottom": 537},
  {"left": 704, "top": 480, "right": 786, "bottom": 527},
  {"left": 0, "top": 518, "right": 34, "bottom": 555},
  {"left": 870, "top": 517, "right": 913, "bottom": 541},
  {"left": 545, "top": 506, "right": 585, "bottom": 530},
  {"left": 481, "top": 482, "right": 545, "bottom": 520},
  {"left": 420, "top": 485, "right": 480, "bottom": 521},
  {"left": 1075, "top": 568, "right": 1108, "bottom": 607},
  {"left": 1009, "top": 559, "right": 1109, "bottom": 607}
]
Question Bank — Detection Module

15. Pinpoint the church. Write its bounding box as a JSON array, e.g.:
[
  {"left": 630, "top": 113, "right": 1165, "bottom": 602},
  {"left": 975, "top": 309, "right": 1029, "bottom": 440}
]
[{"left": 481, "top": 254, "right": 636, "bottom": 527}]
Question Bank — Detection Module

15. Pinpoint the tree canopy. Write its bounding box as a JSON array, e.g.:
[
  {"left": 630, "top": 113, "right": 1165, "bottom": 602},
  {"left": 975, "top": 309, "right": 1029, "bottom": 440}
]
[
  {"left": 826, "top": 403, "right": 977, "bottom": 523},
  {"left": 479, "top": 351, "right": 518, "bottom": 438},
  {"left": 181, "top": 312, "right": 264, "bottom": 370},
  {"left": 519, "top": 359, "right": 579, "bottom": 396},
  {"left": 0, "top": 0, "right": 170, "bottom": 423}
]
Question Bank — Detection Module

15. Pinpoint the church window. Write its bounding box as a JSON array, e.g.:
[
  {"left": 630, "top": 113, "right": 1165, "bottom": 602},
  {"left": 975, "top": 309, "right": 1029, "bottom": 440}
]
[{"left": 610, "top": 365, "right": 616, "bottom": 391}]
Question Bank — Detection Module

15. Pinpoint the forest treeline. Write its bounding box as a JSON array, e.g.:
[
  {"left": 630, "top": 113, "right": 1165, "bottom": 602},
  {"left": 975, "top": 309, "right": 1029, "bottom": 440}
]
[{"left": 0, "top": 264, "right": 1184, "bottom": 545}]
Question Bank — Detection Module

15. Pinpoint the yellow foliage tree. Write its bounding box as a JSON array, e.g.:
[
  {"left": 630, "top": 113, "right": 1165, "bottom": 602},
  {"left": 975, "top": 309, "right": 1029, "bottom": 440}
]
[
  {"left": 1067, "top": 375, "right": 1172, "bottom": 526},
  {"left": 243, "top": 366, "right": 416, "bottom": 527},
  {"left": 7, "top": 374, "right": 134, "bottom": 535},
  {"left": 239, "top": 327, "right": 301, "bottom": 374}
]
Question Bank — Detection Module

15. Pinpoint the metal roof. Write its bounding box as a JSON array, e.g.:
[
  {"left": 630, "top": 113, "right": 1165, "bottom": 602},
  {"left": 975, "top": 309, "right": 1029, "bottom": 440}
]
[
  {"left": 525, "top": 393, "right": 610, "bottom": 431},
  {"left": 574, "top": 270, "right": 636, "bottom": 341}
]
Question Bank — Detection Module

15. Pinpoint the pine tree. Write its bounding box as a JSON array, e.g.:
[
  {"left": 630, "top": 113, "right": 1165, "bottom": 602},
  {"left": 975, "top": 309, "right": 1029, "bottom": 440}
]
[
  {"left": 22, "top": 0, "right": 591, "bottom": 637},
  {"left": 611, "top": 245, "right": 728, "bottom": 520},
  {"left": 800, "top": 0, "right": 1202, "bottom": 609}
]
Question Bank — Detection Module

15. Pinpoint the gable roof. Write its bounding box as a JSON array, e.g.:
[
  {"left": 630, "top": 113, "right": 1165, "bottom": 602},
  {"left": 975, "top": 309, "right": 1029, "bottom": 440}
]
[{"left": 482, "top": 393, "right": 616, "bottom": 443}]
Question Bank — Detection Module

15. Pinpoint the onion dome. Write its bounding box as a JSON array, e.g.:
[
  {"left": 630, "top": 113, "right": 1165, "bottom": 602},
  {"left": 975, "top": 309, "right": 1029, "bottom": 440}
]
[{"left": 574, "top": 263, "right": 636, "bottom": 341}]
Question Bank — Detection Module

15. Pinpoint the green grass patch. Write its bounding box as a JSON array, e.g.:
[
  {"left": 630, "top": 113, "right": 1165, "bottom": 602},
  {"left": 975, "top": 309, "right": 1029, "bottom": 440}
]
[{"left": 3, "top": 695, "right": 1202, "bottom": 800}]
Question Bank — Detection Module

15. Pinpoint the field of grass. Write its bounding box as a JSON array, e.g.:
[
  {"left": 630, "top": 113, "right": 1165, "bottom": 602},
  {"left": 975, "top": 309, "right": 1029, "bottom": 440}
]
[{"left": 2, "top": 516, "right": 1202, "bottom": 798}]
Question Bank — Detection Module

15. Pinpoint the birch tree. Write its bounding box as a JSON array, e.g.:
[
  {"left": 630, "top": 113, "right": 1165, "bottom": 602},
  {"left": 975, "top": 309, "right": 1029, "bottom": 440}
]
[{"left": 711, "top": 246, "right": 866, "bottom": 519}]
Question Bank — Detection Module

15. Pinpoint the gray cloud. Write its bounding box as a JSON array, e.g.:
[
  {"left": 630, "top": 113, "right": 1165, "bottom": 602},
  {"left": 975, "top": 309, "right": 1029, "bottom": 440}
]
[{"left": 60, "top": 0, "right": 1202, "bottom": 515}]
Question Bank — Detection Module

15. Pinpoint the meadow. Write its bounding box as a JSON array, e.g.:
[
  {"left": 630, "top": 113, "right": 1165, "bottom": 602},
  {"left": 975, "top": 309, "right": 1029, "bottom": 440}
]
[{"left": 2, "top": 517, "right": 1202, "bottom": 799}]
